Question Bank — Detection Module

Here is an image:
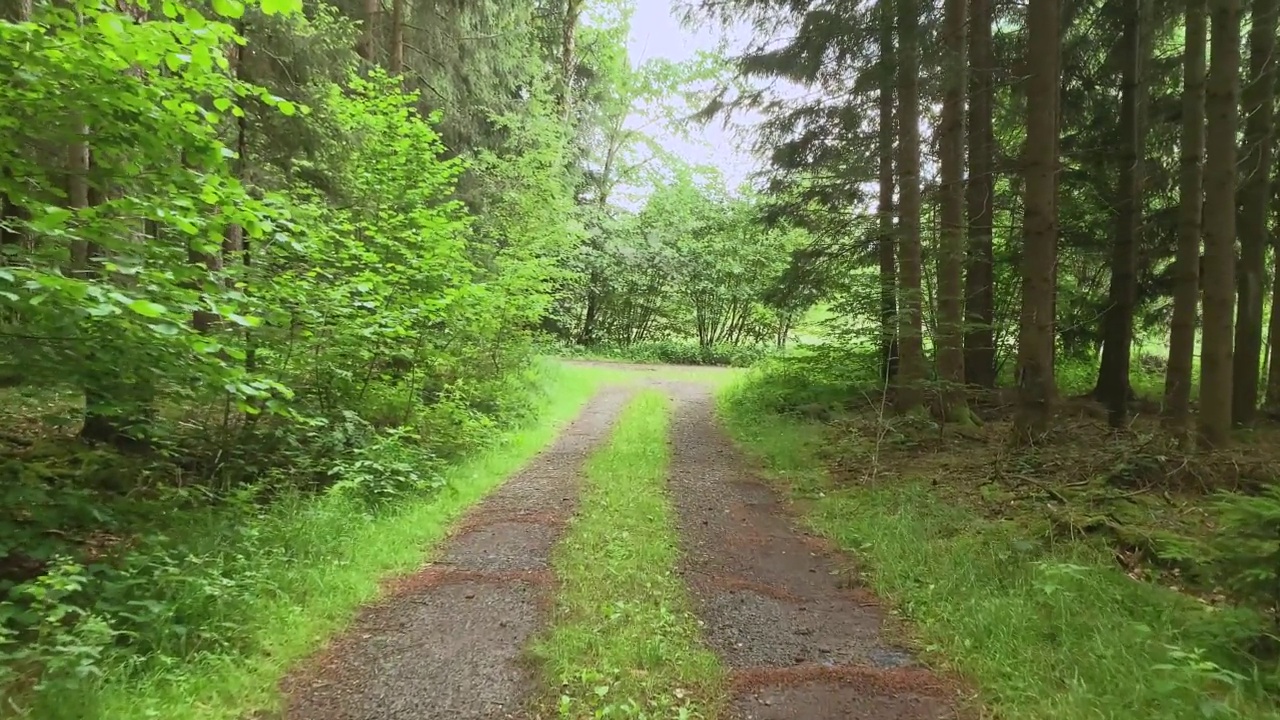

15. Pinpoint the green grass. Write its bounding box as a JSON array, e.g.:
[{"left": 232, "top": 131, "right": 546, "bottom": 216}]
[
  {"left": 717, "top": 377, "right": 1280, "bottom": 720},
  {"left": 25, "top": 362, "right": 609, "bottom": 720},
  {"left": 533, "top": 391, "right": 725, "bottom": 720}
]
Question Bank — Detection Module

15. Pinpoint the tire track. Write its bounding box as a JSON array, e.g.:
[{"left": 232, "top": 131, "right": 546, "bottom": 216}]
[{"left": 281, "top": 385, "right": 635, "bottom": 720}]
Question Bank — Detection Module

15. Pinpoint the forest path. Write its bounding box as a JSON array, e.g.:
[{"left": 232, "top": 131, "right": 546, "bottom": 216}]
[
  {"left": 659, "top": 377, "right": 958, "bottom": 719},
  {"left": 281, "top": 383, "right": 637, "bottom": 720},
  {"left": 280, "top": 363, "right": 958, "bottom": 719}
]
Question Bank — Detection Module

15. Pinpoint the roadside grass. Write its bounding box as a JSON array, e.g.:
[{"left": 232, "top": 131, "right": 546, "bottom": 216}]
[
  {"left": 534, "top": 391, "right": 726, "bottom": 720},
  {"left": 717, "top": 375, "right": 1280, "bottom": 720},
  {"left": 29, "top": 361, "right": 608, "bottom": 720}
]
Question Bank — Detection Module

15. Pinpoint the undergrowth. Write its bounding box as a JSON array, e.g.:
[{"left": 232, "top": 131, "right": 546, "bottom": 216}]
[
  {"left": 534, "top": 391, "right": 725, "bottom": 719},
  {"left": 0, "top": 361, "right": 609, "bottom": 720},
  {"left": 718, "top": 358, "right": 1280, "bottom": 720},
  {"left": 549, "top": 338, "right": 775, "bottom": 368}
]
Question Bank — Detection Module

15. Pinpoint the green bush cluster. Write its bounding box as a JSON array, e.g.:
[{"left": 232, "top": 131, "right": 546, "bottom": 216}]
[
  {"left": 555, "top": 339, "right": 775, "bottom": 368},
  {"left": 0, "top": 0, "right": 576, "bottom": 705}
]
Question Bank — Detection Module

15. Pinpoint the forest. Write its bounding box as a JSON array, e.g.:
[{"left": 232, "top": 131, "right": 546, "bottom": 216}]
[{"left": 1, "top": 0, "right": 1279, "bottom": 716}]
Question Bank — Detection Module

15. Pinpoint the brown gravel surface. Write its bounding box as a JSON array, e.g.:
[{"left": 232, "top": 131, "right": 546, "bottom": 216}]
[
  {"left": 281, "top": 384, "right": 634, "bottom": 720},
  {"left": 662, "top": 378, "right": 960, "bottom": 720}
]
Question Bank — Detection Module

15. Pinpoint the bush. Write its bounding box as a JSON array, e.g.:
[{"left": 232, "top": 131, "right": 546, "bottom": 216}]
[{"left": 552, "top": 339, "right": 775, "bottom": 367}]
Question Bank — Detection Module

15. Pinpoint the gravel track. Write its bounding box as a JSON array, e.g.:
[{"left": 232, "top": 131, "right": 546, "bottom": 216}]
[
  {"left": 661, "top": 379, "right": 959, "bottom": 720},
  {"left": 280, "top": 368, "right": 959, "bottom": 719},
  {"left": 281, "top": 384, "right": 635, "bottom": 720}
]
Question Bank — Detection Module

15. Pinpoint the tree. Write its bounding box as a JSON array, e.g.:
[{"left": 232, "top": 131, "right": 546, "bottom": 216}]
[
  {"left": 1094, "top": 0, "right": 1149, "bottom": 428},
  {"left": 937, "top": 0, "right": 970, "bottom": 422},
  {"left": 1198, "top": 0, "right": 1242, "bottom": 446},
  {"left": 359, "top": 0, "right": 378, "bottom": 61},
  {"left": 1014, "top": 0, "right": 1060, "bottom": 438},
  {"left": 894, "top": 0, "right": 925, "bottom": 414},
  {"left": 560, "top": 0, "right": 585, "bottom": 117},
  {"left": 1164, "top": 0, "right": 1207, "bottom": 433},
  {"left": 963, "top": 0, "right": 996, "bottom": 388},
  {"left": 1231, "top": 0, "right": 1277, "bottom": 425},
  {"left": 877, "top": 0, "right": 898, "bottom": 382}
]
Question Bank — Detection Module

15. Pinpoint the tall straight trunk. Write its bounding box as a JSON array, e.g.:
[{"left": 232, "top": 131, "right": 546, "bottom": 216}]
[
  {"left": 1015, "top": 0, "right": 1060, "bottom": 439},
  {"left": 389, "top": 0, "right": 405, "bottom": 75},
  {"left": 559, "top": 0, "right": 584, "bottom": 119},
  {"left": 964, "top": 0, "right": 996, "bottom": 387},
  {"left": 1230, "top": 0, "right": 1277, "bottom": 424},
  {"left": 1094, "top": 0, "right": 1147, "bottom": 427},
  {"left": 895, "top": 0, "right": 926, "bottom": 414},
  {"left": 1267, "top": 193, "right": 1280, "bottom": 409},
  {"left": 938, "top": 0, "right": 970, "bottom": 421},
  {"left": 359, "top": 0, "right": 378, "bottom": 62},
  {"left": 878, "top": 0, "right": 899, "bottom": 382},
  {"left": 1164, "top": 0, "right": 1207, "bottom": 432},
  {"left": 1198, "top": 0, "right": 1242, "bottom": 446}
]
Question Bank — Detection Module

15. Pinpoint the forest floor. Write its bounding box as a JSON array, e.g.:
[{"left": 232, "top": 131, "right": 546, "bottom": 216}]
[{"left": 277, "top": 361, "right": 961, "bottom": 720}]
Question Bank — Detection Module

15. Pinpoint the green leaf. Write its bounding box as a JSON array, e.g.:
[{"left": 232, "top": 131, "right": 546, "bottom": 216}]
[
  {"left": 260, "top": 0, "right": 302, "bottom": 14},
  {"left": 127, "top": 299, "right": 167, "bottom": 318},
  {"left": 95, "top": 12, "right": 126, "bottom": 36},
  {"left": 210, "top": 0, "right": 244, "bottom": 18},
  {"left": 213, "top": 97, "right": 232, "bottom": 112},
  {"left": 276, "top": 100, "right": 297, "bottom": 116},
  {"left": 148, "top": 323, "right": 182, "bottom": 336},
  {"left": 225, "top": 313, "right": 263, "bottom": 328}
]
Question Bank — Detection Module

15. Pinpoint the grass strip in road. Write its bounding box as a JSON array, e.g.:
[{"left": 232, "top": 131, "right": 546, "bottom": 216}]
[
  {"left": 534, "top": 391, "right": 726, "bottom": 719},
  {"left": 717, "top": 376, "right": 1280, "bottom": 720},
  {"left": 64, "top": 362, "right": 607, "bottom": 720}
]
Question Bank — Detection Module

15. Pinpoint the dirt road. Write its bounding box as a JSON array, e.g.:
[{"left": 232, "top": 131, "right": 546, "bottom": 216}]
[{"left": 282, "top": 366, "right": 957, "bottom": 719}]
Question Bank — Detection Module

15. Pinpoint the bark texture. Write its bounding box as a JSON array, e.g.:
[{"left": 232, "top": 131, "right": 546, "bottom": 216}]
[
  {"left": 1198, "top": 0, "right": 1242, "bottom": 446},
  {"left": 1164, "top": 0, "right": 1207, "bottom": 432},
  {"left": 1014, "top": 0, "right": 1060, "bottom": 439},
  {"left": 894, "top": 0, "right": 926, "bottom": 414},
  {"left": 1230, "top": 0, "right": 1276, "bottom": 424},
  {"left": 877, "top": 0, "right": 899, "bottom": 382},
  {"left": 1094, "top": 0, "right": 1148, "bottom": 427},
  {"left": 938, "top": 0, "right": 970, "bottom": 421},
  {"left": 963, "top": 0, "right": 996, "bottom": 388}
]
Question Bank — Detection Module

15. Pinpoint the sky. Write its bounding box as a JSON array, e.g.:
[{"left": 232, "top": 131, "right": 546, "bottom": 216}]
[{"left": 623, "top": 1, "right": 759, "bottom": 193}]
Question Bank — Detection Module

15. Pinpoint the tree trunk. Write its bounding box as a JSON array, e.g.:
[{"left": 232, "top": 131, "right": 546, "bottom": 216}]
[
  {"left": 559, "top": 0, "right": 584, "bottom": 119},
  {"left": 1267, "top": 194, "right": 1280, "bottom": 409},
  {"left": 1198, "top": 0, "right": 1242, "bottom": 446},
  {"left": 1014, "top": 0, "right": 1060, "bottom": 439},
  {"left": 963, "top": 0, "right": 995, "bottom": 388},
  {"left": 359, "top": 0, "right": 379, "bottom": 62},
  {"left": 389, "top": 0, "right": 405, "bottom": 75},
  {"left": 1094, "top": 0, "right": 1147, "bottom": 427},
  {"left": 938, "top": 0, "right": 970, "bottom": 422},
  {"left": 894, "top": 0, "right": 926, "bottom": 414},
  {"left": 1230, "top": 0, "right": 1276, "bottom": 425},
  {"left": 877, "top": 0, "right": 899, "bottom": 383},
  {"left": 1164, "top": 0, "right": 1207, "bottom": 433}
]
